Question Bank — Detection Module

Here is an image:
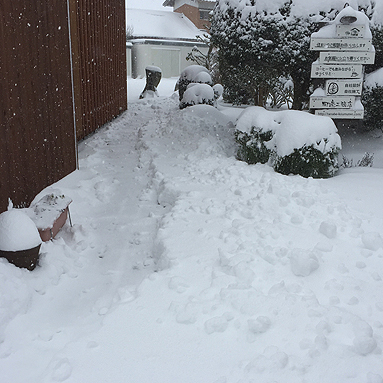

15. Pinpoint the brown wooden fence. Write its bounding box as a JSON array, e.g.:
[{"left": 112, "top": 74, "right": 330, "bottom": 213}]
[
  {"left": 69, "top": 0, "right": 127, "bottom": 140},
  {"left": 0, "top": 0, "right": 127, "bottom": 213}
]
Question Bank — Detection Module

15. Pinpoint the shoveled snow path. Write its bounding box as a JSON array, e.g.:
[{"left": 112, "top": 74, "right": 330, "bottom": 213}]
[
  {"left": 0, "top": 99, "right": 169, "bottom": 382},
  {"left": 1, "top": 95, "right": 383, "bottom": 383}
]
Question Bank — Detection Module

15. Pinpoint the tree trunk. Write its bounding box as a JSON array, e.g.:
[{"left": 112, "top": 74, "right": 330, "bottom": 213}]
[{"left": 292, "top": 76, "right": 310, "bottom": 111}]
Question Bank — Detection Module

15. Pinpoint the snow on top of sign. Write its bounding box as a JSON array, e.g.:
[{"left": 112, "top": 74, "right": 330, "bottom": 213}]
[
  {"left": 312, "top": 6, "right": 372, "bottom": 38},
  {"left": 236, "top": 107, "right": 341, "bottom": 157}
]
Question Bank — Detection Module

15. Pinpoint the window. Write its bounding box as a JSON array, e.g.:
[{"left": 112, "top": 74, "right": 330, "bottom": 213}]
[{"left": 199, "top": 10, "right": 210, "bottom": 20}]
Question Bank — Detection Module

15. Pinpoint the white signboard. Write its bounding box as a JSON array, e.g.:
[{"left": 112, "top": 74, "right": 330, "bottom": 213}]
[
  {"left": 315, "top": 109, "right": 364, "bottom": 119},
  {"left": 336, "top": 24, "right": 365, "bottom": 38},
  {"left": 311, "top": 63, "right": 363, "bottom": 79},
  {"left": 310, "top": 38, "right": 373, "bottom": 51},
  {"left": 325, "top": 79, "right": 363, "bottom": 96},
  {"left": 319, "top": 51, "right": 375, "bottom": 65},
  {"left": 310, "top": 96, "right": 355, "bottom": 109}
]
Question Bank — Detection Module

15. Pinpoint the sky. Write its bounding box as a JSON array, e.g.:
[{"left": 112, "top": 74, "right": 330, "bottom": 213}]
[{"left": 125, "top": 0, "right": 170, "bottom": 11}]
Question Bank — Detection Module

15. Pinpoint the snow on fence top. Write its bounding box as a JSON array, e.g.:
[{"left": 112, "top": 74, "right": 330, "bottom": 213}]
[{"left": 236, "top": 107, "right": 341, "bottom": 157}]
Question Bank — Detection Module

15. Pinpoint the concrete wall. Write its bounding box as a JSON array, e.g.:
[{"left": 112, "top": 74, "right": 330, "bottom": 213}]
[
  {"left": 129, "top": 41, "right": 208, "bottom": 79},
  {"left": 126, "top": 45, "right": 132, "bottom": 77}
]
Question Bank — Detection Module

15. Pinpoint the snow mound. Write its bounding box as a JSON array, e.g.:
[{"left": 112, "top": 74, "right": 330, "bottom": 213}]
[{"left": 0, "top": 209, "right": 41, "bottom": 251}]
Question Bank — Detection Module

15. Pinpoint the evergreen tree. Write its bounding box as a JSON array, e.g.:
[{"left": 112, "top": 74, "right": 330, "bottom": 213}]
[{"left": 210, "top": 1, "right": 286, "bottom": 105}]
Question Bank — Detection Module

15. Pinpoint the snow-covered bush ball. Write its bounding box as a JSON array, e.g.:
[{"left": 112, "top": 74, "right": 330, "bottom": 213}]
[
  {"left": 362, "top": 68, "right": 383, "bottom": 131},
  {"left": 235, "top": 107, "right": 341, "bottom": 178},
  {"left": 213, "top": 84, "right": 224, "bottom": 101},
  {"left": 180, "top": 83, "right": 215, "bottom": 110},
  {"left": 0, "top": 209, "right": 41, "bottom": 252},
  {"left": 176, "top": 65, "right": 211, "bottom": 101},
  {"left": 193, "top": 71, "right": 213, "bottom": 86}
]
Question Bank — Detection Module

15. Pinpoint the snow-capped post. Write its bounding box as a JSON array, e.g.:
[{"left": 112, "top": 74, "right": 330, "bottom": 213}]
[
  {"left": 309, "top": 6, "right": 375, "bottom": 121},
  {"left": 139, "top": 66, "right": 162, "bottom": 99}
]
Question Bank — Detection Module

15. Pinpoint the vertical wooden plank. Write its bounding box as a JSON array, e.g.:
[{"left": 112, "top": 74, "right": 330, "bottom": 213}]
[{"left": 0, "top": 0, "right": 77, "bottom": 213}]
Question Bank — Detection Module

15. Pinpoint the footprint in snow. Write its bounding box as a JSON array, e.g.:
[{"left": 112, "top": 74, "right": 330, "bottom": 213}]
[{"left": 51, "top": 358, "right": 72, "bottom": 382}]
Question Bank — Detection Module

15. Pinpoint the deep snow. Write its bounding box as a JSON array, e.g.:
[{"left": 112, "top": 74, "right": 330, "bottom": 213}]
[{"left": 0, "top": 77, "right": 383, "bottom": 383}]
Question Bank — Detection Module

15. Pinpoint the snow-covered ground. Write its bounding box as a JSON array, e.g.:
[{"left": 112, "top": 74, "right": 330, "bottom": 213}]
[{"left": 1, "top": 77, "right": 383, "bottom": 383}]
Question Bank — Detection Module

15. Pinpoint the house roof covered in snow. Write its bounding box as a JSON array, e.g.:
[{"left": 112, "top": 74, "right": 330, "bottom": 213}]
[
  {"left": 163, "top": 0, "right": 215, "bottom": 6},
  {"left": 126, "top": 9, "right": 203, "bottom": 41}
]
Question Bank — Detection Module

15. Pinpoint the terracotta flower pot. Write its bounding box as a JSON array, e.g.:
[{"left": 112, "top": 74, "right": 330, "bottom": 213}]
[{"left": 0, "top": 244, "right": 41, "bottom": 271}]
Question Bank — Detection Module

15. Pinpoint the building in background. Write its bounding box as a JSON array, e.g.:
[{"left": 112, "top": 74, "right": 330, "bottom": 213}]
[
  {"left": 162, "top": 0, "right": 215, "bottom": 31},
  {"left": 126, "top": 9, "right": 207, "bottom": 78}
]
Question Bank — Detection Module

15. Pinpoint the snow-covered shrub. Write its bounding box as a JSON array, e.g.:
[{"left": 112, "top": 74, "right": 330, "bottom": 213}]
[
  {"left": 177, "top": 65, "right": 223, "bottom": 109},
  {"left": 273, "top": 144, "right": 340, "bottom": 179},
  {"left": 235, "top": 107, "right": 274, "bottom": 164},
  {"left": 362, "top": 68, "right": 383, "bottom": 131},
  {"left": 179, "top": 83, "right": 215, "bottom": 109},
  {"left": 176, "top": 65, "right": 211, "bottom": 102},
  {"left": 341, "top": 153, "right": 374, "bottom": 168},
  {"left": 235, "top": 107, "right": 341, "bottom": 178}
]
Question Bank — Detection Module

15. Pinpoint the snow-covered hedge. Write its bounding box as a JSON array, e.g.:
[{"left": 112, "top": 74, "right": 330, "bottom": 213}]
[
  {"left": 235, "top": 107, "right": 341, "bottom": 178},
  {"left": 177, "top": 65, "right": 223, "bottom": 109},
  {"left": 176, "top": 65, "right": 212, "bottom": 102},
  {"left": 179, "top": 83, "right": 215, "bottom": 109},
  {"left": 362, "top": 68, "right": 383, "bottom": 131}
]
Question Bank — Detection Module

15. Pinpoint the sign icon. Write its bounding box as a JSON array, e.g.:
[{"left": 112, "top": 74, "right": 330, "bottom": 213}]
[{"left": 327, "top": 82, "right": 339, "bottom": 95}]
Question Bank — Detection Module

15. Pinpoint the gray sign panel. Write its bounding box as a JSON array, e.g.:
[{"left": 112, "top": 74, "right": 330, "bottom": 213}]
[
  {"left": 311, "top": 64, "right": 363, "bottom": 79},
  {"left": 325, "top": 79, "right": 363, "bottom": 96},
  {"left": 310, "top": 38, "right": 373, "bottom": 51},
  {"left": 315, "top": 109, "right": 364, "bottom": 119},
  {"left": 310, "top": 96, "right": 355, "bottom": 109},
  {"left": 319, "top": 51, "right": 375, "bottom": 65},
  {"left": 336, "top": 24, "right": 365, "bottom": 38}
]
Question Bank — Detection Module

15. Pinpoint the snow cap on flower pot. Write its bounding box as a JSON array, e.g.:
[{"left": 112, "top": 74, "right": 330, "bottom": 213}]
[{"left": 0, "top": 209, "right": 42, "bottom": 252}]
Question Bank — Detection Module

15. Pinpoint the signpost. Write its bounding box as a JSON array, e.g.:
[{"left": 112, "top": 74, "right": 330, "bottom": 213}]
[
  {"left": 315, "top": 109, "right": 364, "bottom": 119},
  {"left": 311, "top": 64, "right": 363, "bottom": 79},
  {"left": 310, "top": 96, "right": 355, "bottom": 109},
  {"left": 310, "top": 38, "right": 373, "bottom": 51},
  {"left": 336, "top": 24, "right": 365, "bottom": 38},
  {"left": 325, "top": 79, "right": 363, "bottom": 96},
  {"left": 319, "top": 51, "right": 375, "bottom": 65},
  {"left": 310, "top": 19, "right": 374, "bottom": 120}
]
